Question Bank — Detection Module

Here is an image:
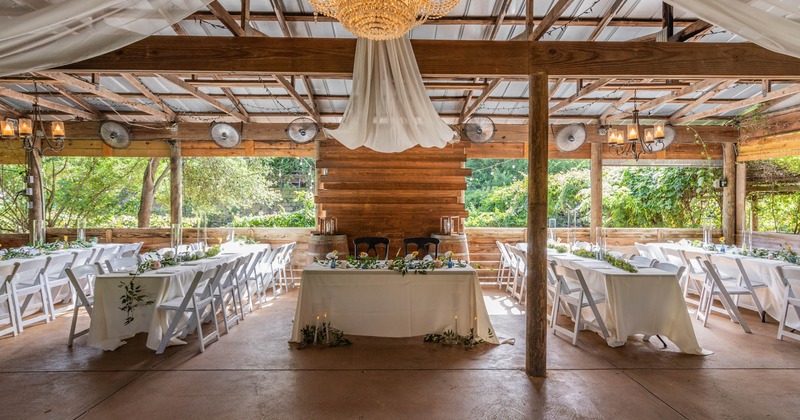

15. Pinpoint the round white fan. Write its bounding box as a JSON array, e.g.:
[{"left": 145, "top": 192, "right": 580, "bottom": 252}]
[
  {"left": 555, "top": 123, "right": 587, "bottom": 152},
  {"left": 210, "top": 123, "right": 241, "bottom": 149},
  {"left": 462, "top": 116, "right": 495, "bottom": 144},
  {"left": 285, "top": 117, "right": 319, "bottom": 144},
  {"left": 99, "top": 121, "right": 131, "bottom": 149},
  {"left": 649, "top": 124, "right": 676, "bottom": 152}
]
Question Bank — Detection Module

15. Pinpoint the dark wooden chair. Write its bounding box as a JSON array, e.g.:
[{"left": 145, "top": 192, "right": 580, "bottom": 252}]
[
  {"left": 353, "top": 237, "right": 390, "bottom": 260},
  {"left": 403, "top": 237, "right": 440, "bottom": 259}
]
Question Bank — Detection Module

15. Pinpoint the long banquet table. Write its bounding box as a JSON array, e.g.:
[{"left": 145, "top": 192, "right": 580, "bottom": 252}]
[
  {"left": 649, "top": 242, "right": 800, "bottom": 329},
  {"left": 290, "top": 262, "right": 499, "bottom": 344},
  {"left": 88, "top": 244, "right": 268, "bottom": 351},
  {"left": 549, "top": 252, "right": 710, "bottom": 355}
]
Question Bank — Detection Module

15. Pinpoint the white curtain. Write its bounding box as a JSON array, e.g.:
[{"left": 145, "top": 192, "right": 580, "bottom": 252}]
[
  {"left": 665, "top": 0, "right": 800, "bottom": 59},
  {"left": 325, "top": 35, "right": 457, "bottom": 153},
  {"left": 0, "top": 0, "right": 212, "bottom": 77}
]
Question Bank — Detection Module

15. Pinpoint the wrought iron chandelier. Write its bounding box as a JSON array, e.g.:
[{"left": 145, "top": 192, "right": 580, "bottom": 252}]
[
  {"left": 307, "top": 0, "right": 461, "bottom": 40},
  {"left": 1, "top": 84, "right": 66, "bottom": 155},
  {"left": 606, "top": 103, "right": 666, "bottom": 161}
]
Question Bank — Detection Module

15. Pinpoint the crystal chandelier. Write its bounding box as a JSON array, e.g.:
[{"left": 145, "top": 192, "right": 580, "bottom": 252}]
[{"left": 307, "top": 0, "right": 461, "bottom": 40}]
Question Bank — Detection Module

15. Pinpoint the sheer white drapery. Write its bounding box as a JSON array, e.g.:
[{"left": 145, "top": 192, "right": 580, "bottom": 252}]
[
  {"left": 665, "top": 0, "right": 800, "bottom": 59},
  {"left": 0, "top": 0, "right": 212, "bottom": 77},
  {"left": 325, "top": 35, "right": 457, "bottom": 153}
]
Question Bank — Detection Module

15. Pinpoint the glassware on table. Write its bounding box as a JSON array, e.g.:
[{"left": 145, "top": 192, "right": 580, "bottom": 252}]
[
  {"left": 76, "top": 220, "right": 86, "bottom": 241},
  {"left": 32, "top": 219, "right": 46, "bottom": 245},
  {"left": 170, "top": 223, "right": 183, "bottom": 249}
]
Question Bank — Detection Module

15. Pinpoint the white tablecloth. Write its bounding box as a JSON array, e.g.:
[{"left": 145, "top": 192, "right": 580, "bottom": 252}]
[
  {"left": 550, "top": 254, "right": 710, "bottom": 355},
  {"left": 290, "top": 263, "right": 499, "bottom": 344},
  {"left": 88, "top": 245, "right": 268, "bottom": 351}
]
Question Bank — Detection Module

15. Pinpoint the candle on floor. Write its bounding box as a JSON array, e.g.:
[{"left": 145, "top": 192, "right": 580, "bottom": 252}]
[
  {"left": 455, "top": 315, "right": 458, "bottom": 335},
  {"left": 324, "top": 313, "right": 330, "bottom": 342},
  {"left": 315, "top": 315, "right": 320, "bottom": 344}
]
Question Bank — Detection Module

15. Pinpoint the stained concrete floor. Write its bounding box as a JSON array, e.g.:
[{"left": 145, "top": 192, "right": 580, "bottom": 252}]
[{"left": 1, "top": 287, "right": 799, "bottom": 420}]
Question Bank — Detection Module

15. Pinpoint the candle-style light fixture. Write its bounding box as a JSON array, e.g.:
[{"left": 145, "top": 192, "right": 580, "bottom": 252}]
[
  {"left": 1, "top": 84, "right": 66, "bottom": 154},
  {"left": 607, "top": 94, "right": 667, "bottom": 161}
]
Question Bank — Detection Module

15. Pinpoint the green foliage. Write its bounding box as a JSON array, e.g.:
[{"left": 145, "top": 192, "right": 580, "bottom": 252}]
[
  {"left": 604, "top": 254, "right": 638, "bottom": 273},
  {"left": 232, "top": 191, "right": 315, "bottom": 227},
  {"left": 297, "top": 323, "right": 352, "bottom": 349},
  {"left": 423, "top": 327, "right": 489, "bottom": 350}
]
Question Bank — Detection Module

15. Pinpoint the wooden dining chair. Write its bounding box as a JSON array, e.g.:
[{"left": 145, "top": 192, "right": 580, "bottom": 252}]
[
  {"left": 353, "top": 237, "right": 390, "bottom": 260},
  {"left": 403, "top": 237, "right": 439, "bottom": 259}
]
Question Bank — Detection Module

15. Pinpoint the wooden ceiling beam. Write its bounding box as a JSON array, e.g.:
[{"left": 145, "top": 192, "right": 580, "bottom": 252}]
[
  {"left": 206, "top": 0, "right": 266, "bottom": 37},
  {"left": 460, "top": 78, "right": 503, "bottom": 123},
  {"left": 59, "top": 37, "right": 800, "bottom": 78},
  {"left": 605, "top": 78, "right": 728, "bottom": 122},
  {"left": 0, "top": 86, "right": 95, "bottom": 119},
  {"left": 274, "top": 75, "right": 320, "bottom": 123},
  {"left": 300, "top": 76, "right": 319, "bottom": 120},
  {"left": 119, "top": 74, "right": 176, "bottom": 121},
  {"left": 488, "top": 0, "right": 513, "bottom": 41},
  {"left": 587, "top": 0, "right": 625, "bottom": 42},
  {"left": 38, "top": 72, "right": 171, "bottom": 120},
  {"left": 241, "top": 0, "right": 251, "bottom": 35},
  {"left": 160, "top": 74, "right": 248, "bottom": 122},
  {"left": 549, "top": 78, "right": 612, "bottom": 115},
  {"left": 668, "top": 80, "right": 737, "bottom": 123},
  {"left": 0, "top": 100, "right": 23, "bottom": 118},
  {"left": 45, "top": 84, "right": 104, "bottom": 118},
  {"left": 671, "top": 84, "right": 800, "bottom": 125},
  {"left": 529, "top": 0, "right": 576, "bottom": 41},
  {"left": 271, "top": 0, "right": 291, "bottom": 37}
]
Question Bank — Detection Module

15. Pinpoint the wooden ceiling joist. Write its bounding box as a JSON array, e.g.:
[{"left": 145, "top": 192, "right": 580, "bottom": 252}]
[
  {"left": 39, "top": 72, "right": 171, "bottom": 121},
  {"left": 206, "top": 0, "right": 266, "bottom": 37},
  {"left": 45, "top": 84, "right": 104, "bottom": 118},
  {"left": 605, "top": 78, "right": 729, "bottom": 122},
  {"left": 549, "top": 78, "right": 612, "bottom": 115},
  {"left": 460, "top": 78, "right": 503, "bottom": 123},
  {"left": 0, "top": 86, "right": 96, "bottom": 120},
  {"left": 587, "top": 0, "right": 626, "bottom": 42},
  {"left": 274, "top": 75, "right": 321, "bottom": 124},
  {"left": 668, "top": 80, "right": 737, "bottom": 123},
  {"left": 529, "top": 0, "right": 576, "bottom": 41},
  {"left": 160, "top": 74, "right": 248, "bottom": 122},
  {"left": 671, "top": 84, "right": 800, "bottom": 125},
  {"left": 119, "top": 74, "right": 176, "bottom": 121},
  {"left": 58, "top": 37, "right": 800, "bottom": 79},
  {"left": 270, "top": 0, "right": 291, "bottom": 37}
]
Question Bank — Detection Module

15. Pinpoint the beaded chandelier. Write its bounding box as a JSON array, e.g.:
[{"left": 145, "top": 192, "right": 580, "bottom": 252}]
[{"left": 307, "top": 0, "right": 461, "bottom": 40}]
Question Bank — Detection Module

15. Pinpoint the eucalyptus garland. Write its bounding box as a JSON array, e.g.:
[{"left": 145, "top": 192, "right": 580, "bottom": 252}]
[
  {"left": 424, "top": 327, "right": 492, "bottom": 350},
  {"left": 572, "top": 249, "right": 637, "bottom": 273},
  {"left": 547, "top": 243, "right": 568, "bottom": 253},
  {"left": 297, "top": 323, "right": 352, "bottom": 349}
]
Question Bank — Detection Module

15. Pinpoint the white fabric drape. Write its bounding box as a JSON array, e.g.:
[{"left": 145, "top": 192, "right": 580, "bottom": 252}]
[
  {"left": 665, "top": 0, "right": 800, "bottom": 59},
  {"left": 0, "top": 0, "right": 213, "bottom": 77},
  {"left": 325, "top": 35, "right": 457, "bottom": 153}
]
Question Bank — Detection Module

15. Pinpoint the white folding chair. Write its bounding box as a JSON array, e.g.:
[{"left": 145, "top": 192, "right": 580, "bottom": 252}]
[
  {"left": 508, "top": 246, "right": 527, "bottom": 304},
  {"left": 0, "top": 265, "right": 18, "bottom": 337},
  {"left": 65, "top": 263, "right": 100, "bottom": 346},
  {"left": 103, "top": 256, "right": 140, "bottom": 274},
  {"left": 634, "top": 242, "right": 654, "bottom": 259},
  {"left": 155, "top": 264, "right": 223, "bottom": 354},
  {"left": 7, "top": 259, "right": 51, "bottom": 332},
  {"left": 552, "top": 265, "right": 609, "bottom": 346},
  {"left": 231, "top": 252, "right": 256, "bottom": 317},
  {"left": 72, "top": 248, "right": 97, "bottom": 267},
  {"left": 42, "top": 252, "right": 78, "bottom": 320},
  {"left": 775, "top": 265, "right": 800, "bottom": 342},
  {"left": 496, "top": 240, "right": 514, "bottom": 290},
  {"left": 710, "top": 255, "right": 768, "bottom": 322},
  {"left": 697, "top": 259, "right": 752, "bottom": 333},
  {"left": 215, "top": 257, "right": 244, "bottom": 333},
  {"left": 119, "top": 242, "right": 143, "bottom": 258},
  {"left": 607, "top": 250, "right": 625, "bottom": 260},
  {"left": 546, "top": 260, "right": 581, "bottom": 329},
  {"left": 629, "top": 255, "right": 655, "bottom": 268},
  {"left": 574, "top": 241, "right": 590, "bottom": 251},
  {"left": 257, "top": 246, "right": 281, "bottom": 303},
  {"left": 284, "top": 242, "right": 297, "bottom": 286},
  {"left": 271, "top": 244, "right": 292, "bottom": 292},
  {"left": 661, "top": 248, "right": 686, "bottom": 268}
]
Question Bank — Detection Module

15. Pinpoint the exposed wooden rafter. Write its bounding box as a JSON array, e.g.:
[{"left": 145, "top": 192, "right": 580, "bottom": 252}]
[
  {"left": 588, "top": 0, "right": 625, "bottom": 41},
  {"left": 669, "top": 80, "right": 738, "bottom": 123},
  {"left": 160, "top": 74, "right": 248, "bottom": 122},
  {"left": 38, "top": 72, "right": 171, "bottom": 120},
  {"left": 529, "top": 0, "right": 576, "bottom": 41},
  {"left": 274, "top": 75, "right": 321, "bottom": 123},
  {"left": 671, "top": 84, "right": 800, "bottom": 125},
  {"left": 45, "top": 84, "right": 104, "bottom": 118},
  {"left": 549, "top": 79, "right": 612, "bottom": 115},
  {"left": 460, "top": 78, "right": 504, "bottom": 123},
  {"left": 0, "top": 86, "right": 95, "bottom": 120},
  {"left": 271, "top": 0, "right": 291, "bottom": 37},
  {"left": 605, "top": 78, "right": 728, "bottom": 122},
  {"left": 207, "top": 0, "right": 266, "bottom": 37},
  {"left": 119, "top": 74, "right": 176, "bottom": 121}
]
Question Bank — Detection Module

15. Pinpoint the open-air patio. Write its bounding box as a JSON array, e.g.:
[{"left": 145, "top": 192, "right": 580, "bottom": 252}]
[{"left": 2, "top": 0, "right": 800, "bottom": 419}]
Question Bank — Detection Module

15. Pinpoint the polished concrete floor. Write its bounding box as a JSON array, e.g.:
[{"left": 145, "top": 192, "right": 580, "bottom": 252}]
[{"left": 1, "top": 286, "right": 799, "bottom": 420}]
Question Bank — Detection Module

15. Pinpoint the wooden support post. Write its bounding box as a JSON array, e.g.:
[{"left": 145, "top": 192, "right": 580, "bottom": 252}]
[
  {"left": 735, "top": 162, "right": 747, "bottom": 243},
  {"left": 722, "top": 144, "right": 736, "bottom": 245},
  {"left": 169, "top": 140, "right": 182, "bottom": 226},
  {"left": 526, "top": 71, "right": 548, "bottom": 378},
  {"left": 26, "top": 145, "right": 43, "bottom": 244},
  {"left": 590, "top": 142, "right": 603, "bottom": 242}
]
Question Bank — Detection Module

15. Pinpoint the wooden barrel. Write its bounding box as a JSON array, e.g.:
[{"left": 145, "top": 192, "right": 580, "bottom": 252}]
[
  {"left": 307, "top": 234, "right": 349, "bottom": 264},
  {"left": 432, "top": 233, "right": 470, "bottom": 263}
]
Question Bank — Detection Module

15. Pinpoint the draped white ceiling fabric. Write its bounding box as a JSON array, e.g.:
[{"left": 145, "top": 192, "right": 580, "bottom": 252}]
[
  {"left": 0, "top": 0, "right": 213, "bottom": 77},
  {"left": 665, "top": 0, "right": 800, "bottom": 59},
  {"left": 324, "top": 35, "right": 457, "bottom": 153}
]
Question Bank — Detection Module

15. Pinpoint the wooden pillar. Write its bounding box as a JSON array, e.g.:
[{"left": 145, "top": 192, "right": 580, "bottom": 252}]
[
  {"left": 590, "top": 142, "right": 603, "bottom": 242},
  {"left": 26, "top": 145, "right": 44, "bottom": 244},
  {"left": 722, "top": 144, "right": 736, "bottom": 245},
  {"left": 526, "top": 71, "right": 548, "bottom": 378},
  {"left": 735, "top": 162, "right": 747, "bottom": 243},
  {"left": 169, "top": 140, "right": 182, "bottom": 226}
]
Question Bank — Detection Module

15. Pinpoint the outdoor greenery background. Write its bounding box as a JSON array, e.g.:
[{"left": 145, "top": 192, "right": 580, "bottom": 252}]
[{"left": 2, "top": 155, "right": 798, "bottom": 233}]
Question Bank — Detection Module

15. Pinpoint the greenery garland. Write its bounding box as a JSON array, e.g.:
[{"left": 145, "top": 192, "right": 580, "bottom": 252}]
[
  {"left": 547, "top": 243, "right": 568, "bottom": 253},
  {"left": 297, "top": 323, "right": 352, "bottom": 349},
  {"left": 572, "top": 248, "right": 638, "bottom": 273},
  {"left": 424, "top": 327, "right": 493, "bottom": 350},
  {"left": 118, "top": 279, "right": 154, "bottom": 325}
]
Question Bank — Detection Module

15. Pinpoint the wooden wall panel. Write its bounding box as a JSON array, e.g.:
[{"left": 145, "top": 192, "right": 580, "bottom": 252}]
[{"left": 316, "top": 139, "right": 470, "bottom": 254}]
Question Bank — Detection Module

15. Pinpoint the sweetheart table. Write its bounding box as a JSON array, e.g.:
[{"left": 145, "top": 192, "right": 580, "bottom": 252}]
[{"left": 290, "top": 263, "right": 499, "bottom": 344}]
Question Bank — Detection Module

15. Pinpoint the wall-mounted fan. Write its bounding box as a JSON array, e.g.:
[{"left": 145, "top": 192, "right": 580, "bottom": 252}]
[
  {"left": 210, "top": 122, "right": 241, "bottom": 148},
  {"left": 285, "top": 117, "right": 319, "bottom": 143},
  {"left": 462, "top": 116, "right": 495, "bottom": 144},
  {"left": 649, "top": 124, "right": 676, "bottom": 152},
  {"left": 99, "top": 121, "right": 131, "bottom": 149},
  {"left": 555, "top": 123, "right": 587, "bottom": 152}
]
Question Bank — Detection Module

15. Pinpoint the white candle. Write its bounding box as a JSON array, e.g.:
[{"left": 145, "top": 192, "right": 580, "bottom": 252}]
[
  {"left": 324, "top": 313, "right": 330, "bottom": 342},
  {"left": 454, "top": 315, "right": 458, "bottom": 335},
  {"left": 314, "top": 315, "right": 320, "bottom": 344}
]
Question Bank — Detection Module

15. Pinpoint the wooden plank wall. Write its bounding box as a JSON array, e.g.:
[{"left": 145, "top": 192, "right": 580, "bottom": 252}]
[{"left": 315, "top": 139, "right": 470, "bottom": 255}]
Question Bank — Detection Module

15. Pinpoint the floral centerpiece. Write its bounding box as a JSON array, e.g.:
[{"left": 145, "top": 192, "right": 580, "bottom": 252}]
[
  {"left": 346, "top": 252, "right": 385, "bottom": 270},
  {"left": 315, "top": 250, "right": 341, "bottom": 268},
  {"left": 573, "top": 248, "right": 638, "bottom": 273}
]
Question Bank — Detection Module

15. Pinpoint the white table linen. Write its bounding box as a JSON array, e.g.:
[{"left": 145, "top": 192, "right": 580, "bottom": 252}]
[
  {"left": 290, "top": 263, "right": 498, "bottom": 344},
  {"left": 550, "top": 253, "right": 710, "bottom": 355},
  {"left": 88, "top": 244, "right": 268, "bottom": 351}
]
